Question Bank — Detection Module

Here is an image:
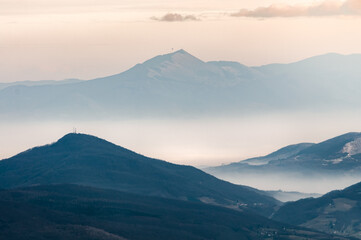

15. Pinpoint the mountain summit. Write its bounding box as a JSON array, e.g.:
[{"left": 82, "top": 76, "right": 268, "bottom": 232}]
[{"left": 142, "top": 49, "right": 205, "bottom": 68}]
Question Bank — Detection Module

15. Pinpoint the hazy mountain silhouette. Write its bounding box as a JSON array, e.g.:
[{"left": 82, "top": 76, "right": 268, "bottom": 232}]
[
  {"left": 0, "top": 133, "right": 279, "bottom": 216},
  {"left": 206, "top": 132, "right": 361, "bottom": 177},
  {"left": 0, "top": 78, "right": 82, "bottom": 90},
  {"left": 273, "top": 180, "right": 361, "bottom": 238},
  {"left": 0, "top": 184, "right": 351, "bottom": 240},
  {"left": 1, "top": 50, "right": 361, "bottom": 119}
]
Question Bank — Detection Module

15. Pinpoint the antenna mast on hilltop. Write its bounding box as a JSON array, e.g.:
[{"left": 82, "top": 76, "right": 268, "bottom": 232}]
[{"left": 73, "top": 127, "right": 77, "bottom": 134}]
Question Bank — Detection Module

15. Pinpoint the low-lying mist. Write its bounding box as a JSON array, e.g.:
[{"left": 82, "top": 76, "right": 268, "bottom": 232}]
[
  {"left": 209, "top": 171, "right": 361, "bottom": 194},
  {"left": 1, "top": 111, "right": 361, "bottom": 193}
]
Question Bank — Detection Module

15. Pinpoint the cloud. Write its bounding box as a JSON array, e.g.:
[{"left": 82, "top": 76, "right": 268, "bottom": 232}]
[
  {"left": 151, "top": 13, "right": 200, "bottom": 22},
  {"left": 231, "top": 0, "right": 361, "bottom": 18}
]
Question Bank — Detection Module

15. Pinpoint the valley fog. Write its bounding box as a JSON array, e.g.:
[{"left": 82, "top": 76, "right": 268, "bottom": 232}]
[
  {"left": 2, "top": 111, "right": 361, "bottom": 193},
  {"left": 210, "top": 172, "right": 361, "bottom": 194}
]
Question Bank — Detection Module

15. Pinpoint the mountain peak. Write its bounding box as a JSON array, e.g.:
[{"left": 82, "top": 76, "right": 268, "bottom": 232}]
[
  {"left": 165, "top": 49, "right": 192, "bottom": 58},
  {"left": 57, "top": 132, "right": 100, "bottom": 143},
  {"left": 173, "top": 48, "right": 188, "bottom": 54},
  {"left": 299, "top": 132, "right": 361, "bottom": 157},
  {"left": 53, "top": 133, "right": 120, "bottom": 152},
  {"left": 142, "top": 49, "right": 204, "bottom": 68}
]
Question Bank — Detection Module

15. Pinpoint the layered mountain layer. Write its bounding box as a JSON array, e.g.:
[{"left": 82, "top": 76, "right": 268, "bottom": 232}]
[{"left": 1, "top": 50, "right": 361, "bottom": 119}]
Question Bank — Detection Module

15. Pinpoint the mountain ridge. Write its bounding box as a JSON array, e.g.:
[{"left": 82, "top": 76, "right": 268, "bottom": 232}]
[
  {"left": 207, "top": 132, "right": 361, "bottom": 172},
  {"left": 2, "top": 50, "right": 361, "bottom": 119},
  {"left": 204, "top": 132, "right": 361, "bottom": 193}
]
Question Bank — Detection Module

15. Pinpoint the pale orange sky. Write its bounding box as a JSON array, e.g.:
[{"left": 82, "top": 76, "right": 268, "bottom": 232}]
[{"left": 1, "top": 0, "right": 361, "bottom": 82}]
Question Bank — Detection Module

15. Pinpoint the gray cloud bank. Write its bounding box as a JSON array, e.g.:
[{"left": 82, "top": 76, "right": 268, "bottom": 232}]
[
  {"left": 151, "top": 13, "right": 199, "bottom": 22},
  {"left": 232, "top": 0, "right": 361, "bottom": 18}
]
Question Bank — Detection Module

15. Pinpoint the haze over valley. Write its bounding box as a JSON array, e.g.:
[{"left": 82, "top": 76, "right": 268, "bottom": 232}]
[{"left": 2, "top": 50, "right": 361, "bottom": 194}]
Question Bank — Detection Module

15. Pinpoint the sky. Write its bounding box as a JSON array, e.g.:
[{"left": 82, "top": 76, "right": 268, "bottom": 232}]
[{"left": 1, "top": 0, "right": 361, "bottom": 82}]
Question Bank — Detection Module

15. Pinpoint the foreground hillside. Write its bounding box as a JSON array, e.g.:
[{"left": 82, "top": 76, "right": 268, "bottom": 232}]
[
  {"left": 273, "top": 181, "right": 361, "bottom": 239},
  {"left": 0, "top": 133, "right": 279, "bottom": 216},
  {"left": 0, "top": 184, "right": 352, "bottom": 240}
]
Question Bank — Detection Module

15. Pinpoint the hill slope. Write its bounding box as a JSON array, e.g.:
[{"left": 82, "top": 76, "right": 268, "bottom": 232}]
[
  {"left": 207, "top": 132, "right": 361, "bottom": 175},
  {"left": 272, "top": 181, "right": 361, "bottom": 238},
  {"left": 0, "top": 184, "right": 351, "bottom": 240},
  {"left": 205, "top": 132, "right": 361, "bottom": 193},
  {"left": 0, "top": 133, "right": 279, "bottom": 216}
]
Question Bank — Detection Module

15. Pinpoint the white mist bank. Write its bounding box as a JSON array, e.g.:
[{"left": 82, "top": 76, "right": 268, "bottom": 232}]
[
  {"left": 1, "top": 111, "right": 361, "bottom": 167},
  {"left": 210, "top": 172, "right": 361, "bottom": 194}
]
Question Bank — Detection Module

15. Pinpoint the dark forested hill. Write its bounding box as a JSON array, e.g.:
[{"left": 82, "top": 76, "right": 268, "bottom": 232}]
[
  {"left": 273, "top": 181, "right": 361, "bottom": 238},
  {"left": 0, "top": 133, "right": 279, "bottom": 216},
  {"left": 0, "top": 184, "right": 353, "bottom": 240}
]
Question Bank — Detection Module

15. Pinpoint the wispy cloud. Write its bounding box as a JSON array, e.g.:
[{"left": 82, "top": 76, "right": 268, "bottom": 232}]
[
  {"left": 231, "top": 0, "right": 361, "bottom": 18},
  {"left": 151, "top": 13, "right": 200, "bottom": 22}
]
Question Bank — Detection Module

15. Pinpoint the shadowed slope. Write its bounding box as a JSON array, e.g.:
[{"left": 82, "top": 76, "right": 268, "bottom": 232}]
[
  {"left": 0, "top": 184, "right": 351, "bottom": 240},
  {"left": 273, "top": 181, "right": 361, "bottom": 238},
  {"left": 0, "top": 133, "right": 279, "bottom": 216}
]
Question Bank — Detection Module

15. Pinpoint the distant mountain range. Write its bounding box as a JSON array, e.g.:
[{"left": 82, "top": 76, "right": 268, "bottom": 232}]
[
  {"left": 204, "top": 132, "right": 361, "bottom": 193},
  {"left": 206, "top": 132, "right": 361, "bottom": 176},
  {"left": 273, "top": 181, "right": 361, "bottom": 238},
  {"left": 1, "top": 50, "right": 361, "bottom": 119},
  {"left": 0, "top": 78, "right": 82, "bottom": 90},
  {"left": 0, "top": 133, "right": 279, "bottom": 216}
]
